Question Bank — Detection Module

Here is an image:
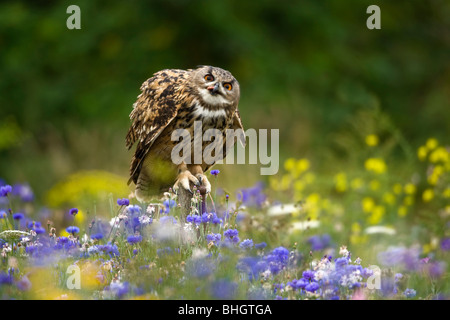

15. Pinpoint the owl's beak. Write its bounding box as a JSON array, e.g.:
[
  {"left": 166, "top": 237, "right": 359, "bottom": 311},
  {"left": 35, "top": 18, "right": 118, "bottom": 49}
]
[{"left": 207, "top": 83, "right": 220, "bottom": 95}]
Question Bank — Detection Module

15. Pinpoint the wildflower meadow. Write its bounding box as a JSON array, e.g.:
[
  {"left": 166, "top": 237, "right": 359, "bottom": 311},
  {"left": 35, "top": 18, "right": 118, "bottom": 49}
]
[
  {"left": 0, "top": 134, "right": 448, "bottom": 301},
  {"left": 1, "top": 1, "right": 449, "bottom": 305}
]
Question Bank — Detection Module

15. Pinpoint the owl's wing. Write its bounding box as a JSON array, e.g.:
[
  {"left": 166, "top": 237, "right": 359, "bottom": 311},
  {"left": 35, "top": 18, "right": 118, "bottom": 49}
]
[{"left": 126, "top": 69, "right": 189, "bottom": 185}]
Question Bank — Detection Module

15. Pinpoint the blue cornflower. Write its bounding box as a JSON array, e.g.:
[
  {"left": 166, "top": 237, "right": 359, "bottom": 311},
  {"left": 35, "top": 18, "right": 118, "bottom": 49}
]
[
  {"left": 308, "top": 234, "right": 331, "bottom": 251},
  {"left": 66, "top": 226, "right": 80, "bottom": 234},
  {"left": 201, "top": 212, "right": 211, "bottom": 223},
  {"left": 403, "top": 288, "right": 417, "bottom": 298},
  {"left": 34, "top": 227, "right": 45, "bottom": 234},
  {"left": 211, "top": 213, "right": 222, "bottom": 225},
  {"left": 335, "top": 257, "right": 349, "bottom": 269},
  {"left": 13, "top": 213, "right": 24, "bottom": 220},
  {"left": 117, "top": 198, "right": 130, "bottom": 206},
  {"left": 127, "top": 235, "right": 142, "bottom": 244},
  {"left": 0, "top": 185, "right": 12, "bottom": 197},
  {"left": 255, "top": 242, "right": 267, "bottom": 250},
  {"left": 69, "top": 208, "right": 78, "bottom": 216},
  {"left": 210, "top": 169, "right": 220, "bottom": 176},
  {"left": 186, "top": 214, "right": 202, "bottom": 225},
  {"left": 57, "top": 236, "right": 69, "bottom": 244},
  {"left": 441, "top": 237, "right": 450, "bottom": 251},
  {"left": 0, "top": 210, "right": 7, "bottom": 219},
  {"left": 163, "top": 199, "right": 176, "bottom": 213},
  {"left": 302, "top": 270, "right": 315, "bottom": 280},
  {"left": 271, "top": 246, "right": 289, "bottom": 263},
  {"left": 206, "top": 233, "right": 221, "bottom": 244},
  {"left": 91, "top": 233, "right": 103, "bottom": 240},
  {"left": 224, "top": 229, "right": 239, "bottom": 239},
  {"left": 239, "top": 239, "right": 254, "bottom": 250},
  {"left": 126, "top": 205, "right": 141, "bottom": 215},
  {"left": 305, "top": 282, "right": 320, "bottom": 292}
]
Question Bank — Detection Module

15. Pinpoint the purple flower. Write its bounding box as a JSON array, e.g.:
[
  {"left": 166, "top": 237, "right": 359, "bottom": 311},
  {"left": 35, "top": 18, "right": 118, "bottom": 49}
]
[
  {"left": 117, "top": 198, "right": 130, "bottom": 206},
  {"left": 12, "top": 184, "right": 34, "bottom": 202},
  {"left": 236, "top": 182, "right": 266, "bottom": 208},
  {"left": 403, "top": 288, "right": 417, "bottom": 298},
  {"left": 13, "top": 213, "right": 24, "bottom": 220},
  {"left": 57, "top": 236, "right": 69, "bottom": 244},
  {"left": 308, "top": 234, "right": 331, "bottom": 251},
  {"left": 206, "top": 233, "right": 221, "bottom": 244},
  {"left": 186, "top": 214, "right": 202, "bottom": 225},
  {"left": 255, "top": 242, "right": 267, "bottom": 250},
  {"left": 127, "top": 235, "right": 142, "bottom": 244},
  {"left": 0, "top": 185, "right": 12, "bottom": 197},
  {"left": 224, "top": 229, "right": 239, "bottom": 239},
  {"left": 210, "top": 169, "right": 220, "bottom": 176},
  {"left": 302, "top": 270, "right": 315, "bottom": 280},
  {"left": 163, "top": 199, "right": 176, "bottom": 213},
  {"left": 66, "top": 226, "right": 80, "bottom": 234},
  {"left": 305, "top": 282, "right": 320, "bottom": 292},
  {"left": 441, "top": 238, "right": 450, "bottom": 251},
  {"left": 91, "top": 233, "right": 103, "bottom": 240},
  {"left": 239, "top": 239, "right": 254, "bottom": 250},
  {"left": 69, "top": 208, "right": 78, "bottom": 216},
  {"left": 16, "top": 276, "right": 32, "bottom": 291}
]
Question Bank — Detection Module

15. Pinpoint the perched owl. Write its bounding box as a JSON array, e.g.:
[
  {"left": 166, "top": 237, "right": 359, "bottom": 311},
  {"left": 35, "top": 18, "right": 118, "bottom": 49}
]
[{"left": 126, "top": 66, "right": 245, "bottom": 202}]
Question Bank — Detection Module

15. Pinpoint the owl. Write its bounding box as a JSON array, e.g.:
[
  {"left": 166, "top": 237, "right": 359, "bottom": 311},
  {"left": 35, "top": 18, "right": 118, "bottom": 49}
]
[{"left": 126, "top": 66, "right": 245, "bottom": 202}]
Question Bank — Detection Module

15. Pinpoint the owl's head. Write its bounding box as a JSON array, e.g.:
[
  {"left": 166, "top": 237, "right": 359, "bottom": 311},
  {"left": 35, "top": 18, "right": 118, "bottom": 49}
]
[{"left": 190, "top": 66, "right": 240, "bottom": 108}]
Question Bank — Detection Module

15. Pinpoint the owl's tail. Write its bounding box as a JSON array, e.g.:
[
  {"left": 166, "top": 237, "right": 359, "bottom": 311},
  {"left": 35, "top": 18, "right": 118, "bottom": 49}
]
[{"left": 135, "top": 170, "right": 154, "bottom": 203}]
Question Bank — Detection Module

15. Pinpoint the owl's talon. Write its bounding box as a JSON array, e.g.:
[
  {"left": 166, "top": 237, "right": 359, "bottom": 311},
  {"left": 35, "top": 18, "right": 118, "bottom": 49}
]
[
  {"left": 173, "top": 170, "right": 199, "bottom": 193},
  {"left": 195, "top": 174, "right": 211, "bottom": 194}
]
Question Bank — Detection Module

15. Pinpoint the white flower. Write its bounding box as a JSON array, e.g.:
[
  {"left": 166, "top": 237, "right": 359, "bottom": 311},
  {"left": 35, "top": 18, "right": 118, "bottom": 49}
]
[
  {"left": 339, "top": 245, "right": 349, "bottom": 257},
  {"left": 268, "top": 203, "right": 301, "bottom": 217},
  {"left": 364, "top": 226, "right": 396, "bottom": 235},
  {"left": 139, "top": 215, "right": 152, "bottom": 225},
  {"left": 290, "top": 220, "right": 320, "bottom": 231}
]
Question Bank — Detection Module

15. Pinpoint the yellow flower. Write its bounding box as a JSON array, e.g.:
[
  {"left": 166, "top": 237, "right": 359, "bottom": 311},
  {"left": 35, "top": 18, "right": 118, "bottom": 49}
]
[
  {"left": 365, "top": 134, "right": 379, "bottom": 147},
  {"left": 417, "top": 146, "right": 428, "bottom": 161},
  {"left": 427, "top": 165, "right": 444, "bottom": 186},
  {"left": 334, "top": 172, "right": 347, "bottom": 192},
  {"left": 364, "top": 158, "right": 387, "bottom": 174},
  {"left": 304, "top": 172, "right": 315, "bottom": 184},
  {"left": 393, "top": 183, "right": 403, "bottom": 195},
  {"left": 443, "top": 188, "right": 450, "bottom": 199},
  {"left": 425, "top": 138, "right": 438, "bottom": 150},
  {"left": 383, "top": 192, "right": 396, "bottom": 205},
  {"left": 422, "top": 189, "right": 434, "bottom": 202},
  {"left": 284, "top": 158, "right": 296, "bottom": 172},
  {"left": 398, "top": 205, "right": 408, "bottom": 217},
  {"left": 368, "top": 205, "right": 385, "bottom": 224},
  {"left": 404, "top": 183, "right": 416, "bottom": 195},
  {"left": 362, "top": 197, "right": 375, "bottom": 213},
  {"left": 429, "top": 147, "right": 449, "bottom": 164},
  {"left": 296, "top": 159, "right": 310, "bottom": 173}
]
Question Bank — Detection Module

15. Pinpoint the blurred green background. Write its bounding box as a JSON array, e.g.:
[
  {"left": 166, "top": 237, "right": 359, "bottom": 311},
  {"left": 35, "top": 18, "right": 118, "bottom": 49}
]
[{"left": 0, "top": 0, "right": 449, "bottom": 204}]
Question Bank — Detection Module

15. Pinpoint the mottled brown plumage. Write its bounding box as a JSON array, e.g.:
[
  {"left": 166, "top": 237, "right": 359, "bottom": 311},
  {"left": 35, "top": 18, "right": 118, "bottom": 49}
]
[{"left": 126, "top": 66, "right": 245, "bottom": 202}]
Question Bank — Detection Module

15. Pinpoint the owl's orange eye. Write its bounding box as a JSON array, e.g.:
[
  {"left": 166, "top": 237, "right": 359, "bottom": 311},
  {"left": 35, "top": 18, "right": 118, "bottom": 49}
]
[
  {"left": 204, "top": 74, "right": 214, "bottom": 82},
  {"left": 223, "top": 83, "right": 232, "bottom": 91}
]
